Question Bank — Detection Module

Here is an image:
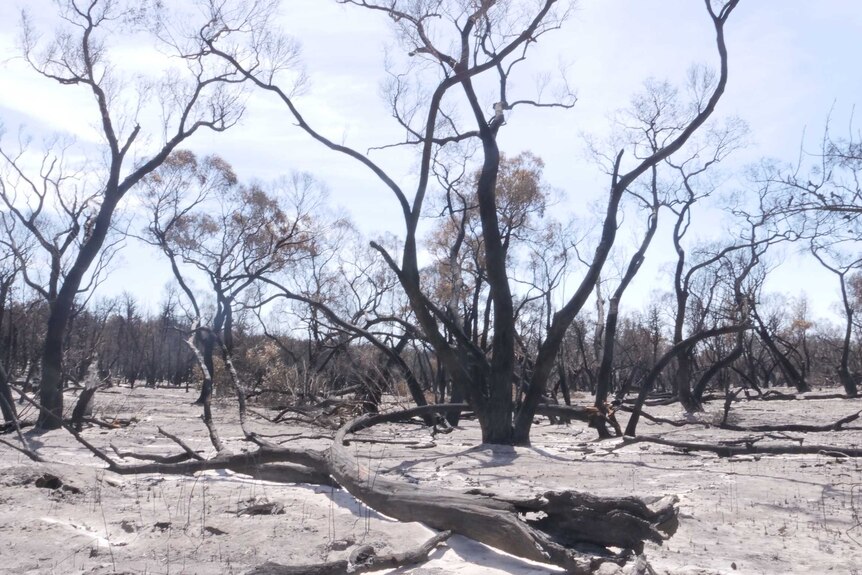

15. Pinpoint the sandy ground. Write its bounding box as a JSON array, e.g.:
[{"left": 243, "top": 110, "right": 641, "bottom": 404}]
[{"left": 0, "top": 386, "right": 860, "bottom": 575}]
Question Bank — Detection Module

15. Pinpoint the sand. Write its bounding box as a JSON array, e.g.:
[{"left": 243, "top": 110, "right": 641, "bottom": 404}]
[{"left": 1, "top": 386, "right": 860, "bottom": 574}]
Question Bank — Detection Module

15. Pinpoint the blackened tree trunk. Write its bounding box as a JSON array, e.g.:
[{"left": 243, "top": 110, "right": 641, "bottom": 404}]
[
  {"left": 692, "top": 332, "right": 744, "bottom": 401},
  {"left": 809, "top": 246, "right": 860, "bottom": 397},
  {"left": 194, "top": 327, "right": 219, "bottom": 408},
  {"left": 673, "top": 352, "right": 699, "bottom": 411},
  {"left": 594, "top": 182, "right": 659, "bottom": 437},
  {"left": 838, "top": 303, "right": 858, "bottom": 397},
  {"left": 195, "top": 297, "right": 232, "bottom": 407},
  {"left": 753, "top": 308, "right": 809, "bottom": 393},
  {"left": 0, "top": 274, "right": 16, "bottom": 425},
  {"left": 0, "top": 361, "right": 15, "bottom": 425},
  {"left": 669, "top": 195, "right": 699, "bottom": 412},
  {"left": 555, "top": 357, "right": 572, "bottom": 406},
  {"left": 514, "top": 1, "right": 739, "bottom": 444},
  {"left": 39, "top": 196, "right": 119, "bottom": 427}
]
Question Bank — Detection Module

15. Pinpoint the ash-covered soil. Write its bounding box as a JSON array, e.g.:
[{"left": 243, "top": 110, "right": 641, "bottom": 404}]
[{"left": 0, "top": 386, "right": 860, "bottom": 574}]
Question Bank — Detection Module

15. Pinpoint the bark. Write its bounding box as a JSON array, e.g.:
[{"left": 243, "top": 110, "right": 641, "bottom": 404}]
[
  {"left": 110, "top": 437, "right": 333, "bottom": 484},
  {"left": 0, "top": 278, "right": 15, "bottom": 426},
  {"left": 674, "top": 352, "right": 700, "bottom": 412},
  {"left": 594, "top": 299, "right": 619, "bottom": 438},
  {"left": 555, "top": 358, "right": 572, "bottom": 406},
  {"left": 38, "top": 299, "right": 72, "bottom": 428},
  {"left": 460, "top": 73, "right": 514, "bottom": 445},
  {"left": 194, "top": 327, "right": 218, "bottom": 406},
  {"left": 669, "top": 194, "right": 695, "bottom": 412}
]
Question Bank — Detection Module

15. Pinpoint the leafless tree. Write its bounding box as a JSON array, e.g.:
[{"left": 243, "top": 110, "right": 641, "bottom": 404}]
[
  {"left": 0, "top": 249, "right": 20, "bottom": 426},
  {"left": 141, "top": 151, "right": 318, "bottom": 421},
  {"left": 1, "top": 0, "right": 259, "bottom": 428},
  {"left": 808, "top": 237, "right": 862, "bottom": 396},
  {"left": 205, "top": 0, "right": 741, "bottom": 445},
  {"left": 765, "top": 116, "right": 862, "bottom": 395}
]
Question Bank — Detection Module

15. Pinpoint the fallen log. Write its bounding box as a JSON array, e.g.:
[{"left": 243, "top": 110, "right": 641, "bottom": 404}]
[
  {"left": 328, "top": 414, "right": 679, "bottom": 572},
  {"left": 619, "top": 435, "right": 862, "bottom": 458},
  {"left": 535, "top": 403, "right": 595, "bottom": 424},
  {"left": 109, "top": 444, "right": 193, "bottom": 464},
  {"left": 347, "top": 403, "right": 470, "bottom": 432},
  {"left": 55, "top": 402, "right": 680, "bottom": 573},
  {"left": 720, "top": 410, "right": 862, "bottom": 433},
  {"left": 758, "top": 390, "right": 850, "bottom": 401}
]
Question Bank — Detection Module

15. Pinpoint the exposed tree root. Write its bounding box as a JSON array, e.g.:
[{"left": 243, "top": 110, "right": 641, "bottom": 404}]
[
  {"left": 720, "top": 410, "right": 862, "bottom": 433},
  {"left": 245, "top": 530, "right": 452, "bottom": 575},
  {"left": 619, "top": 435, "right": 862, "bottom": 457}
]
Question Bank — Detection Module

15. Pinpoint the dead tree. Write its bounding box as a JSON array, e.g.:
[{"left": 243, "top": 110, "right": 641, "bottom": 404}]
[
  {"left": 624, "top": 324, "right": 750, "bottom": 437},
  {"left": 141, "top": 153, "right": 319, "bottom": 414},
  {"left": 2, "top": 0, "right": 255, "bottom": 429},
  {"left": 0, "top": 251, "right": 20, "bottom": 426},
  {"left": 206, "top": 0, "right": 742, "bottom": 445},
  {"left": 766, "top": 115, "right": 862, "bottom": 394},
  {"left": 808, "top": 239, "right": 862, "bottom": 397}
]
